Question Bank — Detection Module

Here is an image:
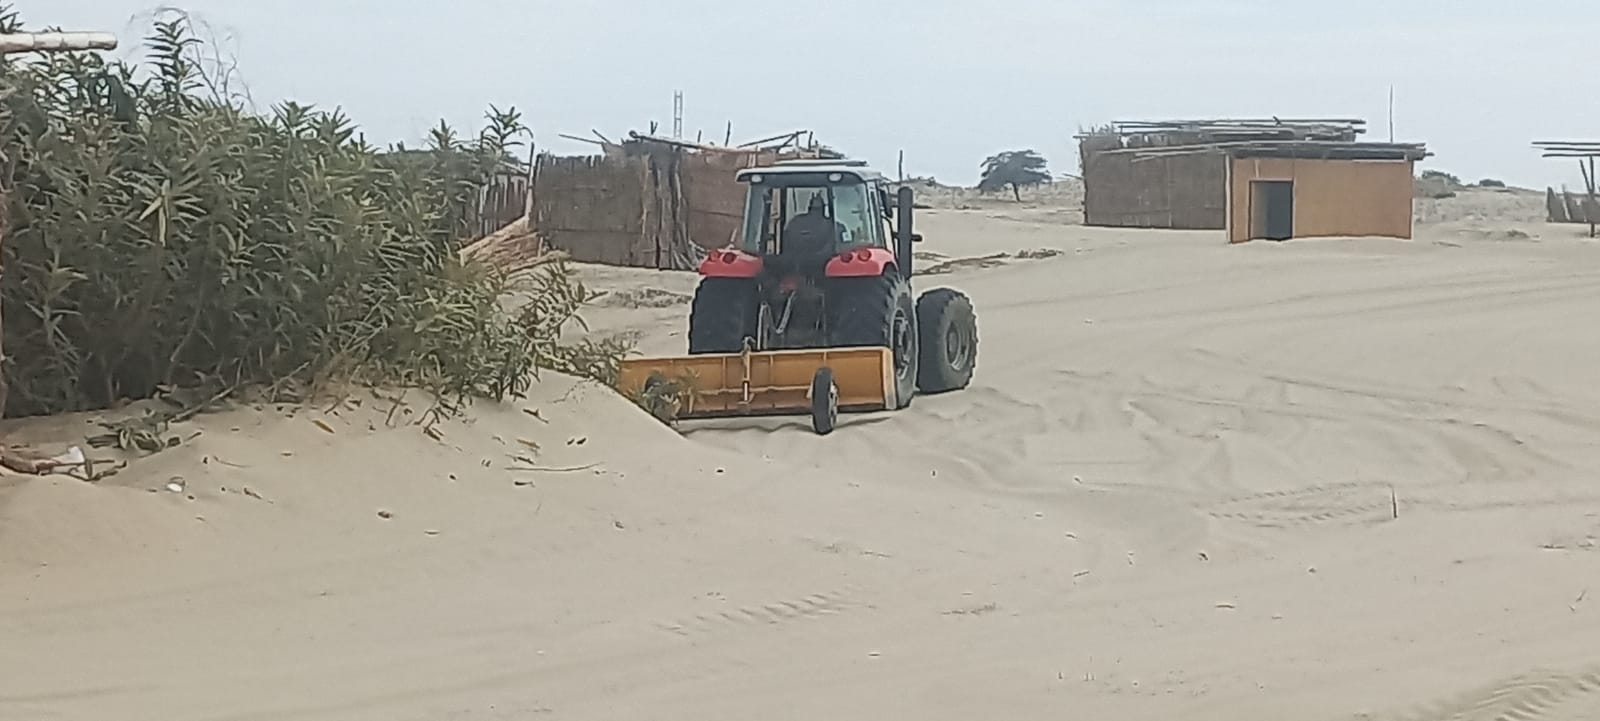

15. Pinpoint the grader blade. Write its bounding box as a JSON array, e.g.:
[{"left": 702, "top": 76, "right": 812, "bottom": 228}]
[{"left": 617, "top": 345, "right": 896, "bottom": 431}]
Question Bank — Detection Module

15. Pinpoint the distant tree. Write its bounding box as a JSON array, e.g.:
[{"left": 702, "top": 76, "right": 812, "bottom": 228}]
[
  {"left": 1476, "top": 178, "right": 1506, "bottom": 188},
  {"left": 978, "top": 149, "right": 1051, "bottom": 201}
]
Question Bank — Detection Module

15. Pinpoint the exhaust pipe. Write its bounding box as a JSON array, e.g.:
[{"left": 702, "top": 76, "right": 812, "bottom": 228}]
[
  {"left": 896, "top": 186, "right": 915, "bottom": 279},
  {"left": 0, "top": 32, "right": 117, "bottom": 54}
]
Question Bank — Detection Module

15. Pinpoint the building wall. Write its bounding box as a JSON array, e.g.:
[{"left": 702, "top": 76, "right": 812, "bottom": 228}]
[
  {"left": 1226, "top": 157, "right": 1414, "bottom": 243},
  {"left": 1081, "top": 149, "right": 1227, "bottom": 229}
]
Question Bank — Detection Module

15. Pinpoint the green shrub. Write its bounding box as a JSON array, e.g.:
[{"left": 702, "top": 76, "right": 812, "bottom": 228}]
[{"left": 0, "top": 8, "right": 622, "bottom": 418}]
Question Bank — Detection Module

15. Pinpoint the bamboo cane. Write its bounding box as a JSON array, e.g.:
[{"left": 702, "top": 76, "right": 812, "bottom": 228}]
[{"left": 0, "top": 32, "right": 117, "bottom": 54}]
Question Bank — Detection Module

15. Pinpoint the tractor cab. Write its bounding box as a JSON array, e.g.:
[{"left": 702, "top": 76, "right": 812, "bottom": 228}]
[
  {"left": 700, "top": 160, "right": 918, "bottom": 283},
  {"left": 735, "top": 160, "right": 913, "bottom": 271}
]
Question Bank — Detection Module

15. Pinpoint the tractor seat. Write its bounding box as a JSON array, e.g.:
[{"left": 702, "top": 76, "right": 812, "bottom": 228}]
[{"left": 760, "top": 252, "right": 830, "bottom": 276}]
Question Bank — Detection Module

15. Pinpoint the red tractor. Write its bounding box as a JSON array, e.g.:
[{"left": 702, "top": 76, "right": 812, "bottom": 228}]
[{"left": 662, "top": 159, "right": 977, "bottom": 432}]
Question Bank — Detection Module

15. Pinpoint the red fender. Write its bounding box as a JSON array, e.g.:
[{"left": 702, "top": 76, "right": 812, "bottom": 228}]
[
  {"left": 699, "top": 248, "right": 763, "bottom": 278},
  {"left": 825, "top": 247, "right": 896, "bottom": 277}
]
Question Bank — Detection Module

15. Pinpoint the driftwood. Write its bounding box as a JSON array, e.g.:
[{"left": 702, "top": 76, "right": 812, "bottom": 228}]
[
  {"left": 458, "top": 214, "right": 561, "bottom": 276},
  {"left": 0, "top": 449, "right": 47, "bottom": 474},
  {"left": 0, "top": 445, "right": 85, "bottom": 475}
]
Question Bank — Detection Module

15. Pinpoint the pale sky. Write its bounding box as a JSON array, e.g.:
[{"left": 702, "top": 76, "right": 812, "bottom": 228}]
[{"left": 23, "top": 0, "right": 1600, "bottom": 189}]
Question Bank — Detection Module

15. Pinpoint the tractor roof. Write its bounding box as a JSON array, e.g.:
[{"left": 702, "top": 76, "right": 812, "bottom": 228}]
[{"left": 737, "top": 159, "right": 885, "bottom": 184}]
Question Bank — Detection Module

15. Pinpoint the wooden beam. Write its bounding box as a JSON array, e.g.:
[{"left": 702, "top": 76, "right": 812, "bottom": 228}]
[
  {"left": 737, "top": 130, "right": 806, "bottom": 148},
  {"left": 626, "top": 131, "right": 761, "bottom": 154},
  {"left": 557, "top": 133, "right": 605, "bottom": 146}
]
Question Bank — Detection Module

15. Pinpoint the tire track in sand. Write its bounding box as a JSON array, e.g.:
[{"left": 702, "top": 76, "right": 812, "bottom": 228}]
[
  {"left": 1205, "top": 481, "right": 1600, "bottom": 532},
  {"left": 652, "top": 586, "right": 866, "bottom": 640},
  {"left": 1360, "top": 666, "right": 1600, "bottom": 721},
  {"left": 1205, "top": 481, "right": 1396, "bottom": 529}
]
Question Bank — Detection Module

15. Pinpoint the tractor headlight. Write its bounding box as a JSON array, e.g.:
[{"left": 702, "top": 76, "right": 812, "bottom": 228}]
[{"left": 828, "top": 173, "right": 842, "bottom": 182}]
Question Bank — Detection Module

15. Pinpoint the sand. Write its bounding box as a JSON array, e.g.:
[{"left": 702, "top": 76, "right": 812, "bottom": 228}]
[{"left": 4, "top": 188, "right": 1600, "bottom": 720}]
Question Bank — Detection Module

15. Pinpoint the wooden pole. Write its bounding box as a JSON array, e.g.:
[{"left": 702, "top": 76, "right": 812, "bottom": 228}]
[
  {"left": 523, "top": 139, "right": 537, "bottom": 221},
  {"left": 897, "top": 150, "right": 904, "bottom": 182},
  {"left": 1580, "top": 157, "right": 1593, "bottom": 236},
  {"left": 724, "top": 121, "right": 732, "bottom": 146},
  {"left": 1387, "top": 85, "right": 1395, "bottom": 142},
  {"left": 1582, "top": 160, "right": 1593, "bottom": 228}
]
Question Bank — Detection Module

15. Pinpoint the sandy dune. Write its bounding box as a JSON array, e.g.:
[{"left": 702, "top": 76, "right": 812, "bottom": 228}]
[{"left": 4, "top": 201, "right": 1600, "bottom": 720}]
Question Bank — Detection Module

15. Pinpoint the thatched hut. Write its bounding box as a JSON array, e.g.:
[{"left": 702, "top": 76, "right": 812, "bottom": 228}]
[{"left": 1077, "top": 118, "right": 1365, "bottom": 230}]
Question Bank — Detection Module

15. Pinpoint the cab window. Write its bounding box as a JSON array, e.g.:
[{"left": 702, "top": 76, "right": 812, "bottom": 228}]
[{"left": 830, "top": 184, "right": 874, "bottom": 249}]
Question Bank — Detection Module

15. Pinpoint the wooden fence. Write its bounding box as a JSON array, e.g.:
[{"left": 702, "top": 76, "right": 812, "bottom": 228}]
[
  {"left": 467, "top": 167, "right": 531, "bottom": 242},
  {"left": 461, "top": 140, "right": 820, "bottom": 269},
  {"left": 1080, "top": 147, "right": 1227, "bottom": 229}
]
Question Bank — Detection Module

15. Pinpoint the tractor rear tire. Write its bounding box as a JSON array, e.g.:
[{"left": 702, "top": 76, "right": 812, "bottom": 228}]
[
  {"left": 828, "top": 274, "right": 919, "bottom": 409},
  {"left": 915, "top": 287, "right": 978, "bottom": 393},
  {"left": 687, "top": 278, "right": 759, "bottom": 354}
]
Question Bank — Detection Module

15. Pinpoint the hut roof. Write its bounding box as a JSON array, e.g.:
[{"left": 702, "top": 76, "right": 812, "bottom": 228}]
[
  {"left": 1102, "top": 139, "right": 1429, "bottom": 162},
  {"left": 1533, "top": 141, "right": 1600, "bottom": 158},
  {"left": 1078, "top": 118, "right": 1367, "bottom": 142}
]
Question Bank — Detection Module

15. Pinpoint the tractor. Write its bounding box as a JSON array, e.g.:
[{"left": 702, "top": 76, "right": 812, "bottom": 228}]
[{"left": 616, "top": 159, "right": 978, "bottom": 434}]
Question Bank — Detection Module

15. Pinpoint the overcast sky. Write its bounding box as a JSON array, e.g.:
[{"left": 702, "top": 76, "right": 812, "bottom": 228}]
[{"left": 23, "top": 0, "right": 1600, "bottom": 188}]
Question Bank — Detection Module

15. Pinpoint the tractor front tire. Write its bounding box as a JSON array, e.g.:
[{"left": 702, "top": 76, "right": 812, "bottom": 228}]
[
  {"left": 828, "top": 274, "right": 918, "bottom": 409},
  {"left": 915, "top": 287, "right": 978, "bottom": 393},
  {"left": 687, "top": 278, "right": 759, "bottom": 354},
  {"left": 810, "top": 366, "right": 838, "bottom": 435}
]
